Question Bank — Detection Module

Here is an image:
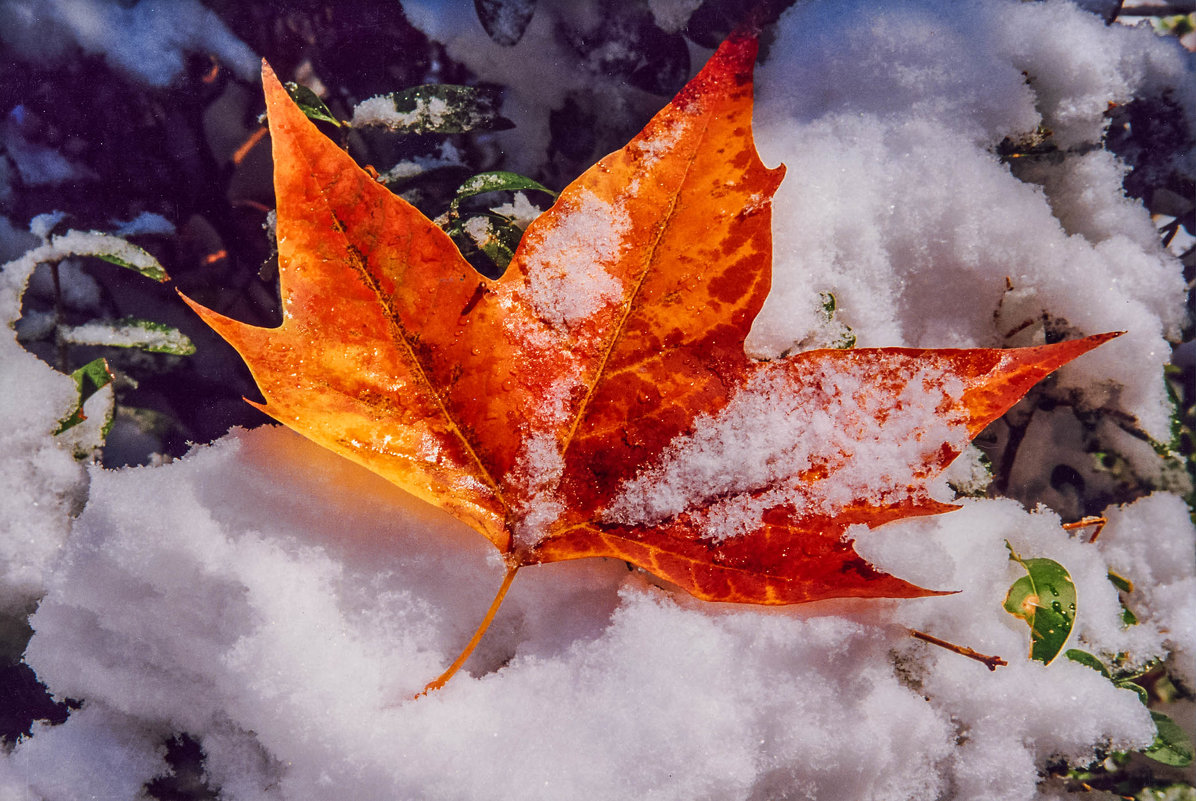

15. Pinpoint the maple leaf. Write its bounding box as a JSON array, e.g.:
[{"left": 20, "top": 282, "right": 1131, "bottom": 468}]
[{"left": 181, "top": 34, "right": 1117, "bottom": 691}]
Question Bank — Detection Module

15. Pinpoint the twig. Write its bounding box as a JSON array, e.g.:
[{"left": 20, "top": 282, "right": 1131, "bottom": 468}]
[
  {"left": 231, "top": 126, "right": 268, "bottom": 166},
  {"left": 1062, "top": 515, "right": 1107, "bottom": 543},
  {"left": 907, "top": 628, "right": 1008, "bottom": 671}
]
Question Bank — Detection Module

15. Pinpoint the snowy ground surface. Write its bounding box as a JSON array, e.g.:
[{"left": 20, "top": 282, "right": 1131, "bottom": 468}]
[{"left": 0, "top": 1, "right": 1194, "bottom": 799}]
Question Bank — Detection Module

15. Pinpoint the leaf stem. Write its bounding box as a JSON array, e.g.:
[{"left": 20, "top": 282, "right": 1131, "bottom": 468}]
[
  {"left": 907, "top": 628, "right": 1008, "bottom": 671},
  {"left": 416, "top": 563, "right": 520, "bottom": 697}
]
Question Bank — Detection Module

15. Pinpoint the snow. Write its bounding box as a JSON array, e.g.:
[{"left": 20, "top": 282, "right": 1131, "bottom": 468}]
[
  {"left": 509, "top": 432, "right": 566, "bottom": 548},
  {"left": 401, "top": 0, "right": 676, "bottom": 173},
  {"left": 0, "top": 228, "right": 96, "bottom": 614},
  {"left": 605, "top": 358, "right": 970, "bottom": 540},
  {"left": 0, "top": 1, "right": 1193, "bottom": 800},
  {"left": 0, "top": 0, "right": 257, "bottom": 88},
  {"left": 749, "top": 0, "right": 1192, "bottom": 442},
  {"left": 489, "top": 191, "right": 544, "bottom": 229},
  {"left": 2, "top": 107, "right": 91, "bottom": 187},
  {"left": 111, "top": 212, "right": 175, "bottom": 238},
  {"left": 379, "top": 142, "right": 465, "bottom": 184},
  {"left": 352, "top": 93, "right": 453, "bottom": 130},
  {"left": 61, "top": 319, "right": 193, "bottom": 354},
  {"left": 10, "top": 430, "right": 1180, "bottom": 799},
  {"left": 520, "top": 188, "right": 631, "bottom": 328},
  {"left": 647, "top": 0, "right": 704, "bottom": 33}
]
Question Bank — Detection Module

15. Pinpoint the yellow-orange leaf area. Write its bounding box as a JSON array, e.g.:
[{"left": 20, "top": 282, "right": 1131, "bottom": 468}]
[{"left": 182, "top": 34, "right": 1116, "bottom": 686}]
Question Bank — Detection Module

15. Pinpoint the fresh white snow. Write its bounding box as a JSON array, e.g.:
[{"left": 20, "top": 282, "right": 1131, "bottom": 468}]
[{"left": 0, "top": 1, "right": 1192, "bottom": 799}]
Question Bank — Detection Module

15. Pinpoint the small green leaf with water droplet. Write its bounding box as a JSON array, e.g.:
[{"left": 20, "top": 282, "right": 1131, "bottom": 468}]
[{"left": 1004, "top": 543, "right": 1076, "bottom": 664}]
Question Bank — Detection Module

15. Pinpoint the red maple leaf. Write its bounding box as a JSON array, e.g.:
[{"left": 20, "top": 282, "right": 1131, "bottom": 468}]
[{"left": 182, "top": 33, "right": 1117, "bottom": 691}]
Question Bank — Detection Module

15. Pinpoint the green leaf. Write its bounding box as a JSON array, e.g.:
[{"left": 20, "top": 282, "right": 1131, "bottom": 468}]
[
  {"left": 1135, "top": 783, "right": 1196, "bottom": 801},
  {"left": 54, "top": 358, "right": 114, "bottom": 435},
  {"left": 1144, "top": 711, "right": 1195, "bottom": 767},
  {"left": 1122, "top": 603, "right": 1139, "bottom": 627},
  {"left": 451, "top": 213, "right": 524, "bottom": 272},
  {"left": 284, "top": 82, "right": 342, "bottom": 127},
  {"left": 1115, "top": 679, "right": 1150, "bottom": 706},
  {"left": 815, "top": 291, "right": 856, "bottom": 349},
  {"left": 1064, "top": 649, "right": 1153, "bottom": 705},
  {"left": 1003, "top": 545, "right": 1076, "bottom": 664},
  {"left": 819, "top": 291, "right": 837, "bottom": 318},
  {"left": 61, "top": 318, "right": 196, "bottom": 356},
  {"left": 352, "top": 85, "right": 514, "bottom": 134},
  {"left": 455, "top": 170, "right": 556, "bottom": 203},
  {"left": 832, "top": 330, "right": 857, "bottom": 349},
  {"left": 1108, "top": 570, "right": 1134, "bottom": 593},
  {"left": 1065, "top": 648, "right": 1110, "bottom": 678},
  {"left": 446, "top": 171, "right": 557, "bottom": 230},
  {"left": 86, "top": 238, "right": 166, "bottom": 281}
]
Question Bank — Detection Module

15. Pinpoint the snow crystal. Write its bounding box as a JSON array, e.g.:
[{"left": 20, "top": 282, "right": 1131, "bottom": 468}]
[
  {"left": 1095, "top": 494, "right": 1196, "bottom": 680},
  {"left": 461, "top": 215, "right": 495, "bottom": 248},
  {"left": 3, "top": 705, "right": 169, "bottom": 801},
  {"left": 28, "top": 212, "right": 67, "bottom": 243},
  {"left": 520, "top": 188, "right": 630, "bottom": 328},
  {"left": 378, "top": 141, "right": 465, "bottom": 183}
]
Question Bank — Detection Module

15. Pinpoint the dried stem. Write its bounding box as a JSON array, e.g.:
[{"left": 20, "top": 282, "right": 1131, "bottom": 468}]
[
  {"left": 1062, "top": 515, "right": 1107, "bottom": 543},
  {"left": 416, "top": 563, "right": 520, "bottom": 698},
  {"left": 907, "top": 628, "right": 1008, "bottom": 671}
]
